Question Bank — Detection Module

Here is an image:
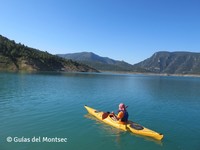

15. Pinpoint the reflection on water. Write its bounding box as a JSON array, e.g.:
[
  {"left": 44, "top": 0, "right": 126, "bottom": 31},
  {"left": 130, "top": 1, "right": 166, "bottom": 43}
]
[
  {"left": 84, "top": 113, "right": 124, "bottom": 136},
  {"left": 84, "top": 113, "right": 123, "bottom": 143},
  {"left": 84, "top": 113, "right": 163, "bottom": 146}
]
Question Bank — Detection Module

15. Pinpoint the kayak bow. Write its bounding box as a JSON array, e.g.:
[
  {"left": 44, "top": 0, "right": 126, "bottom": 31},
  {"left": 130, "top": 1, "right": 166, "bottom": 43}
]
[{"left": 84, "top": 105, "right": 163, "bottom": 140}]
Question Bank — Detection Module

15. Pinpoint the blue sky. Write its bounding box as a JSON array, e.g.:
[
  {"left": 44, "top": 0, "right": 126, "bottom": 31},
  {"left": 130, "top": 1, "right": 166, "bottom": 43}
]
[{"left": 0, "top": 0, "right": 200, "bottom": 64}]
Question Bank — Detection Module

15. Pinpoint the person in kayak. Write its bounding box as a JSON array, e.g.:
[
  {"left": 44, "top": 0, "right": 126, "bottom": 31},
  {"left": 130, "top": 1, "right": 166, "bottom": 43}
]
[{"left": 111, "top": 103, "right": 129, "bottom": 124}]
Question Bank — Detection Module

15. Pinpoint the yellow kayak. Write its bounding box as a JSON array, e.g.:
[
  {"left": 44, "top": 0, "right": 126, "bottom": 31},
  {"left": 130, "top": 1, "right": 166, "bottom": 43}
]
[{"left": 84, "top": 105, "right": 163, "bottom": 140}]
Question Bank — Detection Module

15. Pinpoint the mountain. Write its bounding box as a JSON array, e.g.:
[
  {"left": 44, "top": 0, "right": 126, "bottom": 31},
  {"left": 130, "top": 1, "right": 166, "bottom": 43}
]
[
  {"left": 133, "top": 51, "right": 200, "bottom": 75},
  {"left": 57, "top": 52, "right": 133, "bottom": 72},
  {"left": 2, "top": 34, "right": 199, "bottom": 75},
  {"left": 0, "top": 35, "right": 98, "bottom": 72}
]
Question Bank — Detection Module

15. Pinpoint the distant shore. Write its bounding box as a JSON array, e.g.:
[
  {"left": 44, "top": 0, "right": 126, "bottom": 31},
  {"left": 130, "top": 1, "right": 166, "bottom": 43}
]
[
  {"left": 1, "top": 70, "right": 200, "bottom": 78},
  {"left": 99, "top": 70, "right": 200, "bottom": 78}
]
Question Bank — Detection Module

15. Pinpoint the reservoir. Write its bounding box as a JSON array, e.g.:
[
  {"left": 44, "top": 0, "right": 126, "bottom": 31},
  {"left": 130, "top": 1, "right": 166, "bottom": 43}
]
[{"left": 0, "top": 72, "right": 200, "bottom": 150}]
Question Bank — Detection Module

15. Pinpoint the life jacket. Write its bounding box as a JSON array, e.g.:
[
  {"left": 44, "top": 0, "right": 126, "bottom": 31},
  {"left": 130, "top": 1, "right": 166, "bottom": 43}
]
[{"left": 118, "top": 110, "right": 129, "bottom": 122}]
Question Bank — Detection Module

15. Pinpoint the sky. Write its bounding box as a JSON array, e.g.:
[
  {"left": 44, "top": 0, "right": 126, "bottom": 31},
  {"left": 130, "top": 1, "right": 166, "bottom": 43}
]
[{"left": 0, "top": 0, "right": 200, "bottom": 64}]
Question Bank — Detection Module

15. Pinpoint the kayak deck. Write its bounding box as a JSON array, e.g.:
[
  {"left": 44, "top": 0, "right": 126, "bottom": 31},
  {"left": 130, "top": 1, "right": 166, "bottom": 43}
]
[{"left": 84, "top": 105, "right": 163, "bottom": 140}]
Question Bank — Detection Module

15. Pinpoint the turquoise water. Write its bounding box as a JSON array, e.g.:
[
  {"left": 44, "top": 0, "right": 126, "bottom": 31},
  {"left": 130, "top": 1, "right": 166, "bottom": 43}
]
[{"left": 0, "top": 72, "right": 200, "bottom": 150}]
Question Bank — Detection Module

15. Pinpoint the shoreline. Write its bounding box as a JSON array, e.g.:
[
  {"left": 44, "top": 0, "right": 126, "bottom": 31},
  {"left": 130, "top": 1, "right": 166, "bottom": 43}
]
[
  {"left": 1, "top": 70, "right": 200, "bottom": 78},
  {"left": 99, "top": 70, "right": 200, "bottom": 78}
]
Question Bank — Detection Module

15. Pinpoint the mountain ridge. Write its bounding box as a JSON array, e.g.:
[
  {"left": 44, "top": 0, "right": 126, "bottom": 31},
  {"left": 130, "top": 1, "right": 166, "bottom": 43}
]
[
  {"left": 59, "top": 51, "right": 200, "bottom": 75},
  {"left": 58, "top": 52, "right": 133, "bottom": 72},
  {"left": 133, "top": 51, "right": 200, "bottom": 74}
]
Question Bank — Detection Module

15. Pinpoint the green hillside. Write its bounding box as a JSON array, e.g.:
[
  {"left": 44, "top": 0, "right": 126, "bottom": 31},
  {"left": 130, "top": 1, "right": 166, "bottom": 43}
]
[{"left": 0, "top": 35, "right": 98, "bottom": 72}]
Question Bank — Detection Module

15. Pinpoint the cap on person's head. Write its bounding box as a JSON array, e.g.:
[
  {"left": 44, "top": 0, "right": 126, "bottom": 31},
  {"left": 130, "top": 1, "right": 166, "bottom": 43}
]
[{"left": 119, "top": 103, "right": 126, "bottom": 111}]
